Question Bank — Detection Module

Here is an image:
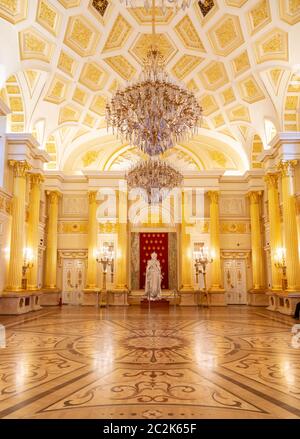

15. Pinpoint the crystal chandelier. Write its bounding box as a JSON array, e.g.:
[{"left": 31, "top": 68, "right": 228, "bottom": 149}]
[
  {"left": 126, "top": 158, "right": 183, "bottom": 204},
  {"left": 106, "top": 1, "right": 202, "bottom": 157}
]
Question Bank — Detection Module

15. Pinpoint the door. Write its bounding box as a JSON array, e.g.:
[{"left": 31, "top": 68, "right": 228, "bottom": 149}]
[
  {"left": 62, "top": 259, "right": 85, "bottom": 305},
  {"left": 223, "top": 259, "right": 247, "bottom": 305}
]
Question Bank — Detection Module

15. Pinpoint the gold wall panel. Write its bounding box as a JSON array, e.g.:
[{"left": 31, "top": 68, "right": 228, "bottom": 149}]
[
  {"left": 174, "top": 15, "right": 206, "bottom": 52},
  {"left": 254, "top": 28, "right": 289, "bottom": 63},
  {"left": 36, "top": 0, "right": 61, "bottom": 36},
  {"left": 208, "top": 14, "right": 244, "bottom": 56},
  {"left": 247, "top": 0, "right": 271, "bottom": 35},
  {"left": 79, "top": 61, "right": 107, "bottom": 91},
  {"left": 58, "top": 222, "right": 88, "bottom": 233},
  {"left": 64, "top": 14, "right": 101, "bottom": 57},
  {"left": 104, "top": 56, "right": 136, "bottom": 81},
  {"left": 238, "top": 75, "right": 265, "bottom": 104},
  {"left": 172, "top": 55, "right": 203, "bottom": 80},
  {"left": 0, "top": 0, "right": 27, "bottom": 24},
  {"left": 199, "top": 61, "right": 229, "bottom": 90},
  {"left": 213, "top": 114, "right": 225, "bottom": 128},
  {"left": 19, "top": 27, "right": 54, "bottom": 62},
  {"left": 102, "top": 14, "right": 132, "bottom": 52}
]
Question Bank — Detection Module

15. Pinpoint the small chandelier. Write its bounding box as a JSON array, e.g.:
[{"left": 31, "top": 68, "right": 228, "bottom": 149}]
[
  {"left": 106, "top": 1, "right": 202, "bottom": 157},
  {"left": 126, "top": 158, "right": 183, "bottom": 204},
  {"left": 120, "top": 0, "right": 192, "bottom": 12}
]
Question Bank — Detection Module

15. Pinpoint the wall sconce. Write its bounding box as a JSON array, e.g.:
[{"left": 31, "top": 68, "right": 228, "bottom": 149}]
[
  {"left": 274, "top": 247, "right": 287, "bottom": 292},
  {"left": 22, "top": 247, "right": 34, "bottom": 290}
]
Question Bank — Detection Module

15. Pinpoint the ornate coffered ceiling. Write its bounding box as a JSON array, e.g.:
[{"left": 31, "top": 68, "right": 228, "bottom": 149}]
[{"left": 0, "top": 0, "right": 299, "bottom": 175}]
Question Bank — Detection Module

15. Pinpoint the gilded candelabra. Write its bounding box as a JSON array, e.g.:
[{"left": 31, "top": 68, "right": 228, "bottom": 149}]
[
  {"left": 22, "top": 248, "right": 34, "bottom": 290},
  {"left": 274, "top": 247, "right": 287, "bottom": 292},
  {"left": 96, "top": 244, "right": 114, "bottom": 306},
  {"left": 194, "top": 244, "right": 213, "bottom": 307}
]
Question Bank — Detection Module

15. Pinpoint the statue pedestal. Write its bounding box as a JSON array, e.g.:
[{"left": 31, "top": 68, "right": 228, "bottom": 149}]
[{"left": 140, "top": 298, "right": 169, "bottom": 308}]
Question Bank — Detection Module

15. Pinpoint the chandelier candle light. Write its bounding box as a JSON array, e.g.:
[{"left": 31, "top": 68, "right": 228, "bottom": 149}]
[
  {"left": 106, "top": 0, "right": 202, "bottom": 157},
  {"left": 127, "top": 158, "right": 183, "bottom": 204}
]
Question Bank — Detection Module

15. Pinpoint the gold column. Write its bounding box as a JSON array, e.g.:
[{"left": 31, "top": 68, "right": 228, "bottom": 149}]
[
  {"left": 27, "top": 174, "right": 44, "bottom": 290},
  {"left": 208, "top": 191, "right": 222, "bottom": 290},
  {"left": 180, "top": 190, "right": 193, "bottom": 290},
  {"left": 248, "top": 191, "right": 264, "bottom": 290},
  {"left": 86, "top": 191, "right": 98, "bottom": 288},
  {"left": 116, "top": 188, "right": 128, "bottom": 290},
  {"left": 278, "top": 160, "right": 300, "bottom": 291},
  {"left": 265, "top": 174, "right": 282, "bottom": 290},
  {"left": 6, "top": 160, "right": 31, "bottom": 290},
  {"left": 44, "top": 191, "right": 60, "bottom": 289}
]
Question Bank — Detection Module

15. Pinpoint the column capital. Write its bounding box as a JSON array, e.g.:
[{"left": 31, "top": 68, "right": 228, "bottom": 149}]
[
  {"left": 8, "top": 160, "right": 31, "bottom": 177},
  {"left": 278, "top": 160, "right": 298, "bottom": 177},
  {"left": 88, "top": 191, "right": 98, "bottom": 204},
  {"left": 46, "top": 190, "right": 61, "bottom": 205},
  {"left": 247, "top": 191, "right": 262, "bottom": 204},
  {"left": 30, "top": 173, "right": 45, "bottom": 186},
  {"left": 207, "top": 191, "right": 219, "bottom": 204},
  {"left": 264, "top": 173, "right": 278, "bottom": 189}
]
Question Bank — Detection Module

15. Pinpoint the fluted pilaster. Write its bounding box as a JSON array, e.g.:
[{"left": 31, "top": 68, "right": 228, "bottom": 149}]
[
  {"left": 180, "top": 191, "right": 193, "bottom": 290},
  {"left": 264, "top": 174, "right": 282, "bottom": 290},
  {"left": 278, "top": 160, "right": 300, "bottom": 290},
  {"left": 86, "top": 191, "right": 98, "bottom": 288},
  {"left": 116, "top": 188, "right": 128, "bottom": 290},
  {"left": 208, "top": 191, "right": 222, "bottom": 290},
  {"left": 27, "top": 174, "right": 44, "bottom": 290},
  {"left": 44, "top": 191, "right": 60, "bottom": 289},
  {"left": 6, "top": 160, "right": 31, "bottom": 290},
  {"left": 248, "top": 191, "right": 264, "bottom": 290}
]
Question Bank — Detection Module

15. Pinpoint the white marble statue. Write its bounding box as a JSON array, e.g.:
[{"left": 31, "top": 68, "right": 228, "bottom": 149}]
[{"left": 145, "top": 252, "right": 162, "bottom": 301}]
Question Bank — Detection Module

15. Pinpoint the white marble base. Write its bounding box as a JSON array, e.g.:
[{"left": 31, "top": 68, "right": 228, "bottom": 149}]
[
  {"left": 179, "top": 290, "right": 197, "bottom": 306},
  {"left": 109, "top": 289, "right": 129, "bottom": 306},
  {"left": 247, "top": 289, "right": 269, "bottom": 306},
  {"left": 208, "top": 289, "right": 227, "bottom": 306},
  {"left": 267, "top": 291, "right": 300, "bottom": 316},
  {"left": 0, "top": 291, "right": 42, "bottom": 315},
  {"left": 40, "top": 288, "right": 61, "bottom": 306}
]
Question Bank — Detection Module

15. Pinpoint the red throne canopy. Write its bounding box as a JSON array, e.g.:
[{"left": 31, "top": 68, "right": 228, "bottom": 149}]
[{"left": 139, "top": 233, "right": 168, "bottom": 290}]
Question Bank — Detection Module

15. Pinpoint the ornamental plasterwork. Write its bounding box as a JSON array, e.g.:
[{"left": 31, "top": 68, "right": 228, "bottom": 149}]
[
  {"left": 208, "top": 14, "right": 244, "bottom": 57},
  {"left": 102, "top": 14, "right": 132, "bottom": 53},
  {"left": 247, "top": 0, "right": 271, "bottom": 35},
  {"left": 130, "top": 33, "right": 177, "bottom": 65},
  {"left": 0, "top": 0, "right": 299, "bottom": 174},
  {"left": 279, "top": 0, "right": 300, "bottom": 25},
  {"left": 36, "top": 0, "right": 61, "bottom": 36},
  {"left": 0, "top": 0, "right": 28, "bottom": 24},
  {"left": 174, "top": 15, "right": 206, "bottom": 52},
  {"left": 238, "top": 75, "right": 265, "bottom": 104},
  {"left": 254, "top": 28, "right": 289, "bottom": 63},
  {"left": 19, "top": 27, "right": 55, "bottom": 62}
]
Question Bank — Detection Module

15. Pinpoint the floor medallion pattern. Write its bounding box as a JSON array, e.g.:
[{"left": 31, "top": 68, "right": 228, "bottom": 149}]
[{"left": 0, "top": 307, "right": 299, "bottom": 419}]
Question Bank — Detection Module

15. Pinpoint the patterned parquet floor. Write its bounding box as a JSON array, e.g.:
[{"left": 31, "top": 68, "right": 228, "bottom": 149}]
[{"left": 0, "top": 305, "right": 299, "bottom": 419}]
